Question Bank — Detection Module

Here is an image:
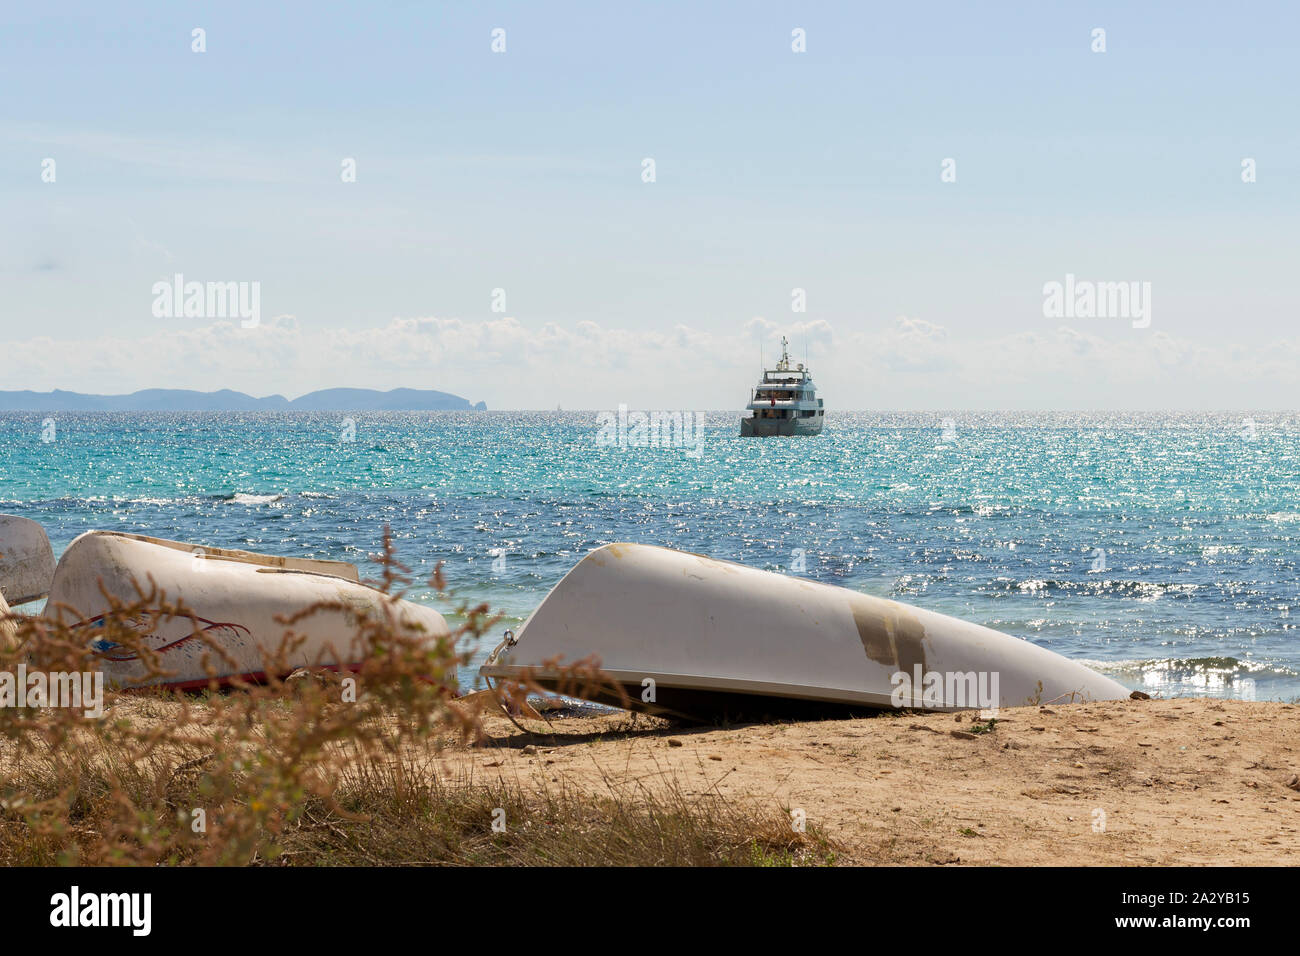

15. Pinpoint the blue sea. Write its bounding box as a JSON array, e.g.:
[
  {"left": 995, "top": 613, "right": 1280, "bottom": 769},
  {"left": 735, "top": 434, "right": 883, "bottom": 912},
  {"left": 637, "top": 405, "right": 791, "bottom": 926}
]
[{"left": 2, "top": 411, "right": 1297, "bottom": 701}]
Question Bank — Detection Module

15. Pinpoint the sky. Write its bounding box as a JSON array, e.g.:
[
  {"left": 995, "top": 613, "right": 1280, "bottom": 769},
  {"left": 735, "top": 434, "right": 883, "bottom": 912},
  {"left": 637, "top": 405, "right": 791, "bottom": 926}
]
[{"left": 2, "top": 1, "right": 1298, "bottom": 410}]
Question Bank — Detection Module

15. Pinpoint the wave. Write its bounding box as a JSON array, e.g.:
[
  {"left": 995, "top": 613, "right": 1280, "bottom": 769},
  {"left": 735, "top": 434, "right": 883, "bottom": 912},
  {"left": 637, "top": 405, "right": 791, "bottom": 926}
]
[
  {"left": 4, "top": 494, "right": 209, "bottom": 508},
  {"left": 1087, "top": 655, "right": 1298, "bottom": 699},
  {"left": 225, "top": 493, "right": 285, "bottom": 505},
  {"left": 988, "top": 578, "right": 1205, "bottom": 599},
  {"left": 7, "top": 492, "right": 354, "bottom": 510},
  {"left": 1096, "top": 655, "right": 1297, "bottom": 677}
]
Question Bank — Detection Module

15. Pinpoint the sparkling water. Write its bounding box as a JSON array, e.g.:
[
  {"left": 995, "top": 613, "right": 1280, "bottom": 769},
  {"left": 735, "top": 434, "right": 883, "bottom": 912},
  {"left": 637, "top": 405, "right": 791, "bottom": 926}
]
[{"left": 3, "top": 411, "right": 1297, "bottom": 701}]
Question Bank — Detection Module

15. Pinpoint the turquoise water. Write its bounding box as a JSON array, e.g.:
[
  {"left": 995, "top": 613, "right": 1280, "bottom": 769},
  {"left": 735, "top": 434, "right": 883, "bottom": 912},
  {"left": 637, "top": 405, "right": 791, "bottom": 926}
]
[{"left": 2, "top": 411, "right": 1298, "bottom": 700}]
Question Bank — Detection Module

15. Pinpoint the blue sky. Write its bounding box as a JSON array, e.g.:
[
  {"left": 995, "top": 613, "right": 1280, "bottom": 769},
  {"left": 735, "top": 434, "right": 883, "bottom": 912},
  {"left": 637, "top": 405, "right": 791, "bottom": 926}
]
[{"left": 3, "top": 1, "right": 1298, "bottom": 408}]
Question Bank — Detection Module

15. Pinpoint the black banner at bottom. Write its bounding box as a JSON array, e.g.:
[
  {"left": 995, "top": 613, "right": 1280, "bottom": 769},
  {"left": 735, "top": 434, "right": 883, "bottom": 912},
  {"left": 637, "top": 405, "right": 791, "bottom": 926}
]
[{"left": 2, "top": 865, "right": 1277, "bottom": 943}]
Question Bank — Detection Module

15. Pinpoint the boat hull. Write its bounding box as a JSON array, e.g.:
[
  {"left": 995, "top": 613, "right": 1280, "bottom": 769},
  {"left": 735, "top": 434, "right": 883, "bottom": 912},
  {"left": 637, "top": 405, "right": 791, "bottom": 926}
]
[
  {"left": 0, "top": 514, "right": 55, "bottom": 607},
  {"left": 45, "top": 531, "right": 450, "bottom": 689},
  {"left": 481, "top": 543, "right": 1128, "bottom": 720},
  {"left": 739, "top": 417, "right": 823, "bottom": 437}
]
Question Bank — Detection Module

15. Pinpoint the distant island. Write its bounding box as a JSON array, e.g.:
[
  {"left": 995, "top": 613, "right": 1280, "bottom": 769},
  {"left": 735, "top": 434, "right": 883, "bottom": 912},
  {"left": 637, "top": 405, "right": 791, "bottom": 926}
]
[{"left": 0, "top": 388, "right": 487, "bottom": 412}]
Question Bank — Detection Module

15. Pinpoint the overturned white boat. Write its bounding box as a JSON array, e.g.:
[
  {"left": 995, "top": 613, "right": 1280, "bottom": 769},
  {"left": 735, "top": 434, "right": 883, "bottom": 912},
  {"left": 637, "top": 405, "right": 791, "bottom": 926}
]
[
  {"left": 481, "top": 543, "right": 1128, "bottom": 719},
  {"left": 0, "top": 515, "right": 56, "bottom": 649},
  {"left": 0, "top": 515, "right": 56, "bottom": 609},
  {"left": 39, "top": 530, "right": 450, "bottom": 690}
]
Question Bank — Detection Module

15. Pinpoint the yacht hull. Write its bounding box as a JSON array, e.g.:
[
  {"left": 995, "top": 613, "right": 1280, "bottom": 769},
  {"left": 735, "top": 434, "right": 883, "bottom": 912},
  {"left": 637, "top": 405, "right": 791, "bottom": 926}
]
[
  {"left": 481, "top": 543, "right": 1128, "bottom": 721},
  {"left": 740, "top": 417, "right": 823, "bottom": 436}
]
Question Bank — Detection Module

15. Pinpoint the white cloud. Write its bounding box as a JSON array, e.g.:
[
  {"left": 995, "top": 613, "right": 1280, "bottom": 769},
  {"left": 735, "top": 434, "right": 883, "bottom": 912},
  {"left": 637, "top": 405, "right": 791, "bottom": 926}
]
[{"left": 2, "top": 314, "right": 1297, "bottom": 410}]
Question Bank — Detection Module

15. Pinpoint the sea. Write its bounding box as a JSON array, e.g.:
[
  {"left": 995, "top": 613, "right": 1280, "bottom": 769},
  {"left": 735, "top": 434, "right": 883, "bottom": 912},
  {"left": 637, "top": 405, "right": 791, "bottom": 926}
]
[{"left": 2, "top": 410, "right": 1297, "bottom": 701}]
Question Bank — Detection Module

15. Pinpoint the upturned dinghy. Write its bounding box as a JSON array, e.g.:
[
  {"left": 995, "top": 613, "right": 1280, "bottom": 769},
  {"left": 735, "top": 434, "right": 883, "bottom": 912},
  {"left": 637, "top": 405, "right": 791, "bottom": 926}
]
[
  {"left": 0, "top": 515, "right": 55, "bottom": 649},
  {"left": 0, "top": 515, "right": 56, "bottom": 608},
  {"left": 43, "top": 530, "right": 450, "bottom": 689},
  {"left": 481, "top": 543, "right": 1128, "bottom": 719}
]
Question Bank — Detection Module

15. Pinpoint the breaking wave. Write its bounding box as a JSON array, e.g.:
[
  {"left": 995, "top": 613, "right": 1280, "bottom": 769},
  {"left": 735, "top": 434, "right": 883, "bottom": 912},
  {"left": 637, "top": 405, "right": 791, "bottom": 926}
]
[{"left": 224, "top": 493, "right": 285, "bottom": 505}]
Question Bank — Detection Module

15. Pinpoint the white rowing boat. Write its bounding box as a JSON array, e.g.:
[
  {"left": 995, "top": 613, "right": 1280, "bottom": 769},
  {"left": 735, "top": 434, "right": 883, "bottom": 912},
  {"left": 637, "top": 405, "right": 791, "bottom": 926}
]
[
  {"left": 481, "top": 543, "right": 1129, "bottom": 719},
  {"left": 43, "top": 530, "right": 450, "bottom": 689}
]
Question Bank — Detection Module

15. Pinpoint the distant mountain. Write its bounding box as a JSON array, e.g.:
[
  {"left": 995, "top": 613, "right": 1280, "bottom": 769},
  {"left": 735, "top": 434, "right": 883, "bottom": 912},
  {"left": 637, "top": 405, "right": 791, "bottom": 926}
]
[
  {"left": 287, "top": 388, "right": 486, "bottom": 411},
  {"left": 0, "top": 388, "right": 487, "bottom": 412}
]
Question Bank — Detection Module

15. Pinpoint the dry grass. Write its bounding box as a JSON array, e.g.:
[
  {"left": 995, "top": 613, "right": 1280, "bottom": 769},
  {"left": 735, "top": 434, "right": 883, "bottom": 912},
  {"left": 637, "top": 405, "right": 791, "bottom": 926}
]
[
  {"left": 279, "top": 773, "right": 834, "bottom": 867},
  {"left": 0, "top": 695, "right": 834, "bottom": 867}
]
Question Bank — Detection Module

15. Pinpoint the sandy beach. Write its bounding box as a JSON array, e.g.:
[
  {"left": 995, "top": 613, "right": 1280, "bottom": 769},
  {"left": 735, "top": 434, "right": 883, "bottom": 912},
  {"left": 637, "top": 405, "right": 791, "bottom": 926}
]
[{"left": 446, "top": 696, "right": 1300, "bottom": 865}]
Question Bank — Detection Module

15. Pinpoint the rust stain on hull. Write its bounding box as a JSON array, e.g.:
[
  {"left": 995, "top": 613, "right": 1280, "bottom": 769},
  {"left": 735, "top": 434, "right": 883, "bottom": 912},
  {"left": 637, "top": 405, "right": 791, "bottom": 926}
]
[{"left": 850, "top": 596, "right": 929, "bottom": 674}]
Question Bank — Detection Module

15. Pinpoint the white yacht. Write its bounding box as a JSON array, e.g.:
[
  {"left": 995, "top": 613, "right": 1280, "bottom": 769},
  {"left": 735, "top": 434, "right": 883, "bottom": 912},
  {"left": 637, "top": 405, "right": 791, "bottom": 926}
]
[{"left": 740, "top": 336, "right": 824, "bottom": 436}]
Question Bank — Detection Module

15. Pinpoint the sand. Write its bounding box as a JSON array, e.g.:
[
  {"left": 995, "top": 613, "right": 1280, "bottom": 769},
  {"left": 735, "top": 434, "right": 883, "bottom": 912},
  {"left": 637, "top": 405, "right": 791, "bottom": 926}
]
[{"left": 446, "top": 696, "right": 1300, "bottom": 865}]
